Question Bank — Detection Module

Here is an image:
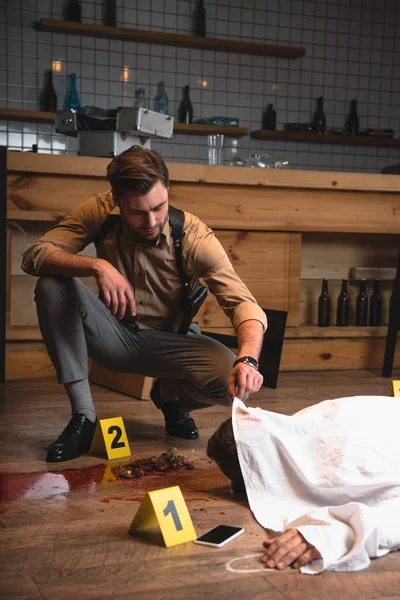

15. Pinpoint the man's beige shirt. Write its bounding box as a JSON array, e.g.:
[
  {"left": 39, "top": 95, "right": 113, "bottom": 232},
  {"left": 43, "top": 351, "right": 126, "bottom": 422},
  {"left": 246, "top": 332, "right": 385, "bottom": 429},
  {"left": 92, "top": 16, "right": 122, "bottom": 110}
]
[{"left": 21, "top": 191, "right": 267, "bottom": 333}]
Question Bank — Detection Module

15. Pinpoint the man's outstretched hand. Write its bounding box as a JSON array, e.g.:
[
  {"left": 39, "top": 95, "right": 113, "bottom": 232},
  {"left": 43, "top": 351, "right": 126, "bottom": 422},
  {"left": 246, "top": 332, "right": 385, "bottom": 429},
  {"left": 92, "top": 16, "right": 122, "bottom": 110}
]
[
  {"left": 261, "top": 528, "right": 322, "bottom": 570},
  {"left": 228, "top": 362, "right": 264, "bottom": 400},
  {"left": 95, "top": 259, "right": 136, "bottom": 319}
]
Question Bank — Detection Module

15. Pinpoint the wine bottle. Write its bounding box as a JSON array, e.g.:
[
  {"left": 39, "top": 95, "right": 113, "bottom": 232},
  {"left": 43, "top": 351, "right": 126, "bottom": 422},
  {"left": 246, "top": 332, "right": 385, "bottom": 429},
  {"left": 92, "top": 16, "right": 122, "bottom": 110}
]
[
  {"left": 194, "top": 0, "right": 206, "bottom": 37},
  {"left": 65, "top": 0, "right": 81, "bottom": 22},
  {"left": 311, "top": 96, "right": 326, "bottom": 134},
  {"left": 345, "top": 99, "right": 359, "bottom": 136},
  {"left": 318, "top": 279, "right": 331, "bottom": 327},
  {"left": 64, "top": 73, "right": 80, "bottom": 109},
  {"left": 369, "top": 279, "right": 382, "bottom": 326},
  {"left": 177, "top": 85, "right": 193, "bottom": 124},
  {"left": 355, "top": 279, "right": 368, "bottom": 326},
  {"left": 103, "top": 0, "right": 117, "bottom": 27},
  {"left": 154, "top": 81, "right": 169, "bottom": 114},
  {"left": 262, "top": 104, "right": 276, "bottom": 130},
  {"left": 336, "top": 279, "right": 350, "bottom": 327},
  {"left": 40, "top": 69, "right": 57, "bottom": 112}
]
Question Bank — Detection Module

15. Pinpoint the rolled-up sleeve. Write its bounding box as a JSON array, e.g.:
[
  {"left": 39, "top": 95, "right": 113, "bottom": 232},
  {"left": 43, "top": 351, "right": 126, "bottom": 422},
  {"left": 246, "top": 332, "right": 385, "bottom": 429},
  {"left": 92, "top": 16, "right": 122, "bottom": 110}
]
[
  {"left": 21, "top": 195, "right": 107, "bottom": 276},
  {"left": 183, "top": 216, "right": 268, "bottom": 332}
]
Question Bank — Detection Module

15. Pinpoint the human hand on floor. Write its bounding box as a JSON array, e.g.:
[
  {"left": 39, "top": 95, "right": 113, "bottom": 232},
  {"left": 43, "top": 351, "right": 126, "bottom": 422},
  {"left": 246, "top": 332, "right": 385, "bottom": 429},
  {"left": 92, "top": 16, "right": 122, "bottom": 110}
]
[
  {"left": 261, "top": 528, "right": 322, "bottom": 570},
  {"left": 228, "top": 363, "right": 263, "bottom": 400},
  {"left": 95, "top": 259, "right": 136, "bottom": 319}
]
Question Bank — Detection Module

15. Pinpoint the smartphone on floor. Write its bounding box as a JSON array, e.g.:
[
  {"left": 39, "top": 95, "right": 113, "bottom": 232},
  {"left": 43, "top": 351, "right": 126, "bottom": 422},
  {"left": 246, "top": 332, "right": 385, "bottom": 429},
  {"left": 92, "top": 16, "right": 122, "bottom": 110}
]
[{"left": 194, "top": 525, "right": 244, "bottom": 548}]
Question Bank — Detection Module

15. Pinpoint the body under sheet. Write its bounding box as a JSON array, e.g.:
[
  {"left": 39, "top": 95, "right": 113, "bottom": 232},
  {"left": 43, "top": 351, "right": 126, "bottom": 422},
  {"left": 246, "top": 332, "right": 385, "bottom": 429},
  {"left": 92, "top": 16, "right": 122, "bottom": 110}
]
[{"left": 232, "top": 395, "right": 400, "bottom": 574}]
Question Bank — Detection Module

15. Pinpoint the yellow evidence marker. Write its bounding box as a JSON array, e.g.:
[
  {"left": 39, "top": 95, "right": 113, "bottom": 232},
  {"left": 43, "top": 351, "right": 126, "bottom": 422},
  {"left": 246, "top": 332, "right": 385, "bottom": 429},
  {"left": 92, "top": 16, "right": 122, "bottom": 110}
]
[
  {"left": 90, "top": 416, "right": 131, "bottom": 460},
  {"left": 128, "top": 485, "right": 197, "bottom": 547},
  {"left": 390, "top": 381, "right": 400, "bottom": 397}
]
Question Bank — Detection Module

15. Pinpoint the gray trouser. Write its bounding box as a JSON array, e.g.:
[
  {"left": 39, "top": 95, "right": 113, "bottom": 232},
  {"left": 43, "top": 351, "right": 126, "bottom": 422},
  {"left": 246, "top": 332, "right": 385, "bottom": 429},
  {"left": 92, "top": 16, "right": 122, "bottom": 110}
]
[{"left": 34, "top": 276, "right": 236, "bottom": 412}]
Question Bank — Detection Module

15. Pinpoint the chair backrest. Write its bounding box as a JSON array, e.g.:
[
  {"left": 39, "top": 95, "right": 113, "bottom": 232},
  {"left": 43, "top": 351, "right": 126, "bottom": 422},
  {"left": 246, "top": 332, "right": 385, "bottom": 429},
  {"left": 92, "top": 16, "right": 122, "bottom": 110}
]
[{"left": 202, "top": 308, "right": 288, "bottom": 389}]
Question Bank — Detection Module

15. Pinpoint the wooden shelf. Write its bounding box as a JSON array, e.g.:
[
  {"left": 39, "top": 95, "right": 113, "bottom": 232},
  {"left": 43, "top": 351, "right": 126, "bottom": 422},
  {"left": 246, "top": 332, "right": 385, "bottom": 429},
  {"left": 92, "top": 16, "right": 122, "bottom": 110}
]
[
  {"left": 285, "top": 325, "right": 388, "bottom": 339},
  {"left": 6, "top": 326, "right": 43, "bottom": 342},
  {"left": 174, "top": 123, "right": 247, "bottom": 137},
  {"left": 250, "top": 129, "right": 400, "bottom": 148},
  {"left": 35, "top": 18, "right": 305, "bottom": 59},
  {"left": 0, "top": 109, "right": 247, "bottom": 137},
  {"left": 0, "top": 108, "right": 54, "bottom": 124},
  {"left": 7, "top": 209, "right": 65, "bottom": 222}
]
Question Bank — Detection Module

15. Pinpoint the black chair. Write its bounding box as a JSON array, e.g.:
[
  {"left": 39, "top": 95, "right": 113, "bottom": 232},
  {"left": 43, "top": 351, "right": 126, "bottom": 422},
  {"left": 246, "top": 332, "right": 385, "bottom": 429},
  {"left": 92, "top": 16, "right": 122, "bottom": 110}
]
[
  {"left": 382, "top": 253, "right": 400, "bottom": 377},
  {"left": 203, "top": 308, "right": 288, "bottom": 389}
]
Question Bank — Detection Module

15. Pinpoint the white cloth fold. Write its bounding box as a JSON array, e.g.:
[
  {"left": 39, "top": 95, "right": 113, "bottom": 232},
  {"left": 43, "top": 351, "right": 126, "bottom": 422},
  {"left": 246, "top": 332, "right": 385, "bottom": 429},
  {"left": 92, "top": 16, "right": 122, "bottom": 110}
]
[{"left": 232, "top": 396, "right": 400, "bottom": 574}]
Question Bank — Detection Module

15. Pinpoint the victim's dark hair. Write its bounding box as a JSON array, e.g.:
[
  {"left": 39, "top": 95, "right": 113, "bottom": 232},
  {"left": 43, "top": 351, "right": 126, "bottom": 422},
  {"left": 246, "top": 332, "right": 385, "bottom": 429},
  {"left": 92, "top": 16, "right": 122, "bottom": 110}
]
[{"left": 207, "top": 417, "right": 244, "bottom": 489}]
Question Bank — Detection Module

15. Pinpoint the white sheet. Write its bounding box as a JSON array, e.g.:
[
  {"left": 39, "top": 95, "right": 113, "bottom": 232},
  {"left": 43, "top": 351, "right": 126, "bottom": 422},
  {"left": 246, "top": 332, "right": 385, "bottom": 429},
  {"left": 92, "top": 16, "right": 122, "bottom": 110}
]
[{"left": 232, "top": 395, "right": 400, "bottom": 574}]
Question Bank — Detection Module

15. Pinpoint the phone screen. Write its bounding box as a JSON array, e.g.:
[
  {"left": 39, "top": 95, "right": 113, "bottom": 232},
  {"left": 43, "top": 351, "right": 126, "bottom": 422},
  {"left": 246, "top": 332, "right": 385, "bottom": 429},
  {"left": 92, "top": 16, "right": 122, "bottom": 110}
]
[{"left": 196, "top": 525, "right": 243, "bottom": 544}]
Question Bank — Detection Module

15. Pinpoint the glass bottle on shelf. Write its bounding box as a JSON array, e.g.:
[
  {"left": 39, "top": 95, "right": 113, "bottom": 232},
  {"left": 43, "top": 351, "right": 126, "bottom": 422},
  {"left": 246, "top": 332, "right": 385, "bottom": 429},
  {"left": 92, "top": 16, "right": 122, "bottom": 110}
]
[
  {"left": 345, "top": 99, "right": 359, "bottom": 136},
  {"left": 262, "top": 104, "right": 276, "bottom": 130},
  {"left": 318, "top": 278, "right": 331, "bottom": 327},
  {"left": 355, "top": 279, "right": 368, "bottom": 326},
  {"left": 103, "top": 0, "right": 117, "bottom": 27},
  {"left": 311, "top": 96, "right": 326, "bottom": 134},
  {"left": 64, "top": 73, "right": 80, "bottom": 109},
  {"left": 134, "top": 88, "right": 146, "bottom": 109},
  {"left": 65, "top": 0, "right": 81, "bottom": 22},
  {"left": 154, "top": 81, "right": 169, "bottom": 114},
  {"left": 336, "top": 278, "right": 350, "bottom": 327},
  {"left": 194, "top": 0, "right": 206, "bottom": 37},
  {"left": 178, "top": 85, "right": 193, "bottom": 124},
  {"left": 369, "top": 279, "right": 382, "bottom": 326},
  {"left": 40, "top": 69, "right": 57, "bottom": 113}
]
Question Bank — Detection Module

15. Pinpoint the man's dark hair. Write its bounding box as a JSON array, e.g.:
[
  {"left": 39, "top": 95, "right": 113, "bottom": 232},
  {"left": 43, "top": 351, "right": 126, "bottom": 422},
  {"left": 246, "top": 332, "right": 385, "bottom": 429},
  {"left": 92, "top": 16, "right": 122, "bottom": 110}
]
[
  {"left": 207, "top": 418, "right": 245, "bottom": 491},
  {"left": 106, "top": 145, "right": 169, "bottom": 199}
]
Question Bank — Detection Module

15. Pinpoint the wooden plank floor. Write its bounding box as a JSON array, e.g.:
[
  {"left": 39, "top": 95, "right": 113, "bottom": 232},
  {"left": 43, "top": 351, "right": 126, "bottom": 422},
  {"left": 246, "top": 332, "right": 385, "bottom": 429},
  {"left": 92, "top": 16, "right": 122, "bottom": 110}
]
[{"left": 1, "top": 370, "right": 400, "bottom": 600}]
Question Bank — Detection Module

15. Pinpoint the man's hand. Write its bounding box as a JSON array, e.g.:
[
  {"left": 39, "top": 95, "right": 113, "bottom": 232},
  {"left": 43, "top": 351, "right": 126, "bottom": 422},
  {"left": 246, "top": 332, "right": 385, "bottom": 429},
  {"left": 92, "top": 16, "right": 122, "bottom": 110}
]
[
  {"left": 228, "top": 362, "right": 263, "bottom": 400},
  {"left": 95, "top": 260, "right": 136, "bottom": 319},
  {"left": 261, "top": 529, "right": 322, "bottom": 570}
]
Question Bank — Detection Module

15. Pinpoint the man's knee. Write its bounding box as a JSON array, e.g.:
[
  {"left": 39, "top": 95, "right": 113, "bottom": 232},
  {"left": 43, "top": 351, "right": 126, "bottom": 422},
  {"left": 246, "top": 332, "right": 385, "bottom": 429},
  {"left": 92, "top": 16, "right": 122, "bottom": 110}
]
[
  {"left": 206, "top": 337, "right": 235, "bottom": 373},
  {"left": 34, "top": 275, "right": 77, "bottom": 307}
]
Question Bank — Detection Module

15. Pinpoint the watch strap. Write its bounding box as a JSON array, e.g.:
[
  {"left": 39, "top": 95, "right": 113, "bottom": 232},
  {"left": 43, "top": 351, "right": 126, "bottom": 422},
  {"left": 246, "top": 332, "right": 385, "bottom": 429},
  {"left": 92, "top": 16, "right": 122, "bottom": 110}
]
[{"left": 233, "top": 356, "right": 259, "bottom": 371}]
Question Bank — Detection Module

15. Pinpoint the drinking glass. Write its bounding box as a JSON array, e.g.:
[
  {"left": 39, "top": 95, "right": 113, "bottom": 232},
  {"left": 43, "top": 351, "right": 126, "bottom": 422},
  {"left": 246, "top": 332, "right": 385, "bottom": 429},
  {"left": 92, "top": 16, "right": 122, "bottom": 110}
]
[{"left": 207, "top": 134, "right": 224, "bottom": 165}]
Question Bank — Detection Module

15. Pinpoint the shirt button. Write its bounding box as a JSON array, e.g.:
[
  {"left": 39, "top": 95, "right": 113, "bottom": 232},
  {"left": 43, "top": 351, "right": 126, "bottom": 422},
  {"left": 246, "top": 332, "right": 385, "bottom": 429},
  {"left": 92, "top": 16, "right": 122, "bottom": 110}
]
[{"left": 138, "top": 300, "right": 144, "bottom": 305}]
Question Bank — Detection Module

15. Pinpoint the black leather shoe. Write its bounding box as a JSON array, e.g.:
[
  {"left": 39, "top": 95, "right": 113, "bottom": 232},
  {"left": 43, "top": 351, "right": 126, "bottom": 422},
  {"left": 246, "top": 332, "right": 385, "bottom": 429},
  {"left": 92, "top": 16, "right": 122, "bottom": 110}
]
[
  {"left": 162, "top": 404, "right": 199, "bottom": 440},
  {"left": 150, "top": 379, "right": 199, "bottom": 439},
  {"left": 46, "top": 414, "right": 98, "bottom": 463}
]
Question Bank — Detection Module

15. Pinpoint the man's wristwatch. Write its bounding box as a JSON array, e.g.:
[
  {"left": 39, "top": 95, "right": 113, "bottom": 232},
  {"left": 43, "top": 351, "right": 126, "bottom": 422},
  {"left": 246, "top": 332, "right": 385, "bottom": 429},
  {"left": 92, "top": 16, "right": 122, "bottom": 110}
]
[{"left": 233, "top": 356, "right": 259, "bottom": 371}]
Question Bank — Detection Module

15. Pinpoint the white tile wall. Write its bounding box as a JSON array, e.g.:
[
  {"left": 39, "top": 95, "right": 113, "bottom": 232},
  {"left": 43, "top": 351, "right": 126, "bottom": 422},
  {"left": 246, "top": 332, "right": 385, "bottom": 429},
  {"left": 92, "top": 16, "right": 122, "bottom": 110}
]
[{"left": 0, "top": 0, "right": 399, "bottom": 171}]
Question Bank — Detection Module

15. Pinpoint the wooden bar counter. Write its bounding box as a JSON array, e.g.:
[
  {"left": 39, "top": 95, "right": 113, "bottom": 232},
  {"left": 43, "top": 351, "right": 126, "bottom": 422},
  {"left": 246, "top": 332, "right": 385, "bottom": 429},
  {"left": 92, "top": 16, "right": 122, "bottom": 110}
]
[{"left": 5, "top": 151, "right": 400, "bottom": 386}]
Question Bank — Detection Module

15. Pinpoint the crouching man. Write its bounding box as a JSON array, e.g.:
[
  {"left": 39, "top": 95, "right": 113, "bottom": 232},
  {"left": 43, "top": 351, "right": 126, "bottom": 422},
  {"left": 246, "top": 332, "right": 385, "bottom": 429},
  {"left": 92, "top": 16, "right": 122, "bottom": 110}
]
[
  {"left": 207, "top": 395, "right": 400, "bottom": 574},
  {"left": 21, "top": 146, "right": 266, "bottom": 463}
]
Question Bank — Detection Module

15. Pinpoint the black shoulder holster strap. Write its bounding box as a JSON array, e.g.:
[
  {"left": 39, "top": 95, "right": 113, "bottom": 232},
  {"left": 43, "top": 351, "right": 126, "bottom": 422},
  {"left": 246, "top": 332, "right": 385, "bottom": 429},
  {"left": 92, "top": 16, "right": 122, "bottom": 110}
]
[
  {"left": 168, "top": 205, "right": 190, "bottom": 286},
  {"left": 93, "top": 213, "right": 121, "bottom": 247},
  {"left": 93, "top": 205, "right": 207, "bottom": 334}
]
